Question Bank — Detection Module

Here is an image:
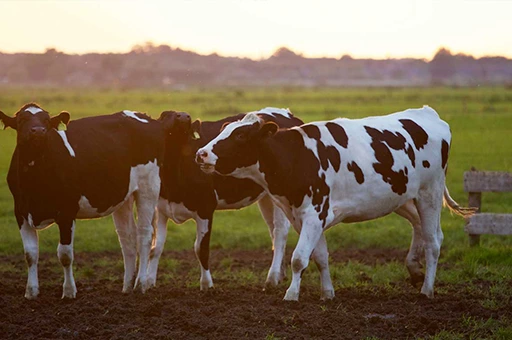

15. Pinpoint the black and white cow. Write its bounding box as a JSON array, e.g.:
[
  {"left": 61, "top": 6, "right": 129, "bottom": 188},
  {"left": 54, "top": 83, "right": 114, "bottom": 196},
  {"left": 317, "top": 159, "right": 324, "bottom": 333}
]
[
  {"left": 0, "top": 103, "right": 165, "bottom": 299},
  {"left": 196, "top": 106, "right": 475, "bottom": 301},
  {"left": 147, "top": 108, "right": 303, "bottom": 290}
]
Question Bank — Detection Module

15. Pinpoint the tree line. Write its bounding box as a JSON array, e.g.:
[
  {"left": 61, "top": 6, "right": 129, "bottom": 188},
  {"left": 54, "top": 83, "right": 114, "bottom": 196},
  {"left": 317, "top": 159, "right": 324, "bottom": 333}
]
[{"left": 0, "top": 44, "right": 510, "bottom": 88}]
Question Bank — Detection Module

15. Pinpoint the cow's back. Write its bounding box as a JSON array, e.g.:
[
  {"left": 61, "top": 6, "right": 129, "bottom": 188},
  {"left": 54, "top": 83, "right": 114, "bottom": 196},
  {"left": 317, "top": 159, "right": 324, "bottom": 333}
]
[{"left": 311, "top": 106, "right": 451, "bottom": 226}]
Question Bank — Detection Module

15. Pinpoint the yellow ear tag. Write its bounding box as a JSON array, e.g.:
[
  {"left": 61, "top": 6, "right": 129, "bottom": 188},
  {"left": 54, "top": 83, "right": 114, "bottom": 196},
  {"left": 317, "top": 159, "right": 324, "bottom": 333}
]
[
  {"left": 58, "top": 122, "right": 67, "bottom": 131},
  {"left": 193, "top": 131, "right": 200, "bottom": 140}
]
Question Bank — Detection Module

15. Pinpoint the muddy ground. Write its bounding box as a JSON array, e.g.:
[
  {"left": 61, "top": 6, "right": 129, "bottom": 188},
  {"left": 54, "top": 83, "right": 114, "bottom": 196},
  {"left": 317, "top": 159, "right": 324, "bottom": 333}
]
[{"left": 1, "top": 249, "right": 510, "bottom": 339}]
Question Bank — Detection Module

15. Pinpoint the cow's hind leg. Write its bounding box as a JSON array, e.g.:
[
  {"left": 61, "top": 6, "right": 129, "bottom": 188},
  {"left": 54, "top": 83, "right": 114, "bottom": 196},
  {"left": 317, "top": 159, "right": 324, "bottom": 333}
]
[
  {"left": 147, "top": 207, "right": 168, "bottom": 288},
  {"left": 311, "top": 233, "right": 335, "bottom": 300},
  {"left": 284, "top": 218, "right": 323, "bottom": 301},
  {"left": 395, "top": 200, "right": 425, "bottom": 287},
  {"left": 257, "top": 195, "right": 290, "bottom": 288},
  {"left": 57, "top": 220, "right": 77, "bottom": 299},
  {"left": 133, "top": 192, "right": 159, "bottom": 293},
  {"left": 133, "top": 163, "right": 160, "bottom": 293},
  {"left": 194, "top": 217, "right": 213, "bottom": 290},
  {"left": 20, "top": 219, "right": 39, "bottom": 299},
  {"left": 415, "top": 183, "right": 444, "bottom": 298},
  {"left": 112, "top": 196, "right": 137, "bottom": 293}
]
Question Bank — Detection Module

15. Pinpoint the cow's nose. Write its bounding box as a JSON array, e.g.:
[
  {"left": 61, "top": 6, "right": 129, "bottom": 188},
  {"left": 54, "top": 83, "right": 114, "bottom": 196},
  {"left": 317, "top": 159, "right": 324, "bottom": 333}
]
[
  {"left": 177, "top": 112, "right": 191, "bottom": 121},
  {"left": 31, "top": 127, "right": 46, "bottom": 136},
  {"left": 196, "top": 150, "right": 207, "bottom": 164}
]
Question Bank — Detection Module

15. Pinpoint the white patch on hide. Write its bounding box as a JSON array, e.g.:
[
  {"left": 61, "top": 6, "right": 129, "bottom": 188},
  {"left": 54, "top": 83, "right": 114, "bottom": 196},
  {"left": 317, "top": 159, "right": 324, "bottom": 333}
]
[
  {"left": 57, "top": 130, "right": 76, "bottom": 157},
  {"left": 25, "top": 106, "right": 43, "bottom": 114},
  {"left": 252, "top": 107, "right": 292, "bottom": 118},
  {"left": 123, "top": 110, "right": 148, "bottom": 123}
]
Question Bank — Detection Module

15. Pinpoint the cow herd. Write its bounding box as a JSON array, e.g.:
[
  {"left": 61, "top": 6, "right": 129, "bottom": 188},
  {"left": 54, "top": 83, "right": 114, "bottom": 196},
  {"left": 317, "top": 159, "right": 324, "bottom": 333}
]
[{"left": 0, "top": 103, "right": 475, "bottom": 301}]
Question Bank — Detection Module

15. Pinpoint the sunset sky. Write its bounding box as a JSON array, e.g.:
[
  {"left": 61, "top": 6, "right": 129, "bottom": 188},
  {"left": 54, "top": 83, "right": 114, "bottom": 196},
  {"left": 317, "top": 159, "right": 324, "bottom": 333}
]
[{"left": 1, "top": 0, "right": 511, "bottom": 60}]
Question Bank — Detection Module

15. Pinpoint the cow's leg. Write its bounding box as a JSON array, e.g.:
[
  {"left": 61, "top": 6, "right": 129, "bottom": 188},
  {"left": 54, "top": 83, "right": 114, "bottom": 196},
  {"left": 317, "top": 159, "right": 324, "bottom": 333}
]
[
  {"left": 395, "top": 200, "right": 425, "bottom": 287},
  {"left": 257, "top": 195, "right": 290, "bottom": 287},
  {"left": 311, "top": 233, "right": 335, "bottom": 300},
  {"left": 284, "top": 218, "right": 323, "bottom": 301},
  {"left": 112, "top": 196, "right": 137, "bottom": 293},
  {"left": 148, "top": 208, "right": 168, "bottom": 288},
  {"left": 57, "top": 220, "right": 77, "bottom": 299},
  {"left": 133, "top": 192, "right": 159, "bottom": 293},
  {"left": 415, "top": 183, "right": 444, "bottom": 298},
  {"left": 194, "top": 217, "right": 213, "bottom": 290},
  {"left": 20, "top": 219, "right": 39, "bottom": 299}
]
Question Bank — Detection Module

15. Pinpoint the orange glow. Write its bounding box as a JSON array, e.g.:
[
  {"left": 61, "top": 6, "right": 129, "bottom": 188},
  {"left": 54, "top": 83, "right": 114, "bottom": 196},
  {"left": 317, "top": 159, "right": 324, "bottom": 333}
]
[{"left": 1, "top": 0, "right": 511, "bottom": 59}]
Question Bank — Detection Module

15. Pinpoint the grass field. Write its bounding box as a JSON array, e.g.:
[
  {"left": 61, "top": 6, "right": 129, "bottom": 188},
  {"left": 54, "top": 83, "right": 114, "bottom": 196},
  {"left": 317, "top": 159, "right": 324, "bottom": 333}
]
[{"left": 1, "top": 87, "right": 511, "bottom": 338}]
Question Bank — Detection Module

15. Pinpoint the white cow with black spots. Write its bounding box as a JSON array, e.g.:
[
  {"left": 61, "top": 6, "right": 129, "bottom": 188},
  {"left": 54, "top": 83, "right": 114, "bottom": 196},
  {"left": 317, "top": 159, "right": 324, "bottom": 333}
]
[{"left": 196, "top": 105, "right": 476, "bottom": 301}]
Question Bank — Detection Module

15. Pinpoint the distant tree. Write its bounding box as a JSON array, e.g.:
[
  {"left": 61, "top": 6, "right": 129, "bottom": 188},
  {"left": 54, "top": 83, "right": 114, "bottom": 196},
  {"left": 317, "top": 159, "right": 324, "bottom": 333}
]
[
  {"left": 429, "top": 47, "right": 456, "bottom": 84},
  {"left": 271, "top": 47, "right": 303, "bottom": 59}
]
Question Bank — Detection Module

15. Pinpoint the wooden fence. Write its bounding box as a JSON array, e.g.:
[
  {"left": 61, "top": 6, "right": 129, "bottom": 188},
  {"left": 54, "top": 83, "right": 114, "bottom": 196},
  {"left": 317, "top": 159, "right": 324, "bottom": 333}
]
[{"left": 463, "top": 170, "right": 512, "bottom": 246}]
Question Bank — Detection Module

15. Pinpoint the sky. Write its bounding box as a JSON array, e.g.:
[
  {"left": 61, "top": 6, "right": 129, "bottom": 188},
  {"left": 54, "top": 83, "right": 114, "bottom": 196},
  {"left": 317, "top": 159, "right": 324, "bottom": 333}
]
[{"left": 1, "top": 0, "right": 511, "bottom": 60}]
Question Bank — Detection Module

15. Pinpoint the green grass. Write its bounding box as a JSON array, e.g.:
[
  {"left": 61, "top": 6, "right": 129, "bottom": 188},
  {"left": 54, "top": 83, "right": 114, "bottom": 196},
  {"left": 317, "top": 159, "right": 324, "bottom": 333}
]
[{"left": 1, "top": 87, "right": 511, "bottom": 291}]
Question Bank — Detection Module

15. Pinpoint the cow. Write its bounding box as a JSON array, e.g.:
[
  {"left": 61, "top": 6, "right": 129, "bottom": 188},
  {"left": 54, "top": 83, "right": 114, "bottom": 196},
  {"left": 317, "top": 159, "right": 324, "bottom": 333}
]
[
  {"left": 147, "top": 107, "right": 304, "bottom": 290},
  {"left": 196, "top": 105, "right": 476, "bottom": 301},
  {"left": 0, "top": 103, "right": 165, "bottom": 299}
]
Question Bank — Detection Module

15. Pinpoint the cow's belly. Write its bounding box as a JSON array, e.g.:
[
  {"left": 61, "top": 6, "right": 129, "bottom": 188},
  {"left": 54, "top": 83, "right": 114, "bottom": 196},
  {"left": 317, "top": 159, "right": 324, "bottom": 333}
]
[
  {"left": 158, "top": 199, "right": 196, "bottom": 224},
  {"left": 24, "top": 213, "right": 55, "bottom": 230},
  {"left": 76, "top": 195, "right": 126, "bottom": 219},
  {"left": 216, "top": 191, "right": 265, "bottom": 210},
  {"left": 328, "top": 181, "right": 418, "bottom": 227}
]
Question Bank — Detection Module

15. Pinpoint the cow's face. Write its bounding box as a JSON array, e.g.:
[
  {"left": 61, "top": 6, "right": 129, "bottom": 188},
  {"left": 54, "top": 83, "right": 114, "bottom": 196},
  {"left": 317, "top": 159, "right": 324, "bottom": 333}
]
[
  {"left": 158, "top": 110, "right": 193, "bottom": 137},
  {"left": 196, "top": 113, "right": 278, "bottom": 175},
  {"left": 0, "top": 103, "right": 69, "bottom": 147}
]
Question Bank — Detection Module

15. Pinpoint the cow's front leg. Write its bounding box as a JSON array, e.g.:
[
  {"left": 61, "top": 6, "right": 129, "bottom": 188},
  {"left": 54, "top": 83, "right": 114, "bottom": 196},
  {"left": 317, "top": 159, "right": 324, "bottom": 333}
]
[
  {"left": 284, "top": 219, "right": 323, "bottom": 301},
  {"left": 57, "top": 220, "right": 77, "bottom": 299},
  {"left": 194, "top": 217, "right": 213, "bottom": 290},
  {"left": 20, "top": 218, "right": 39, "bottom": 299}
]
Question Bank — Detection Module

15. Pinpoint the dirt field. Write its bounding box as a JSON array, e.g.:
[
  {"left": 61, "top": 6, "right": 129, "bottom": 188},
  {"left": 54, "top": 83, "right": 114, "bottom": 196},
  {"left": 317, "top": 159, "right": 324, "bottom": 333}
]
[{"left": 1, "top": 249, "right": 510, "bottom": 339}]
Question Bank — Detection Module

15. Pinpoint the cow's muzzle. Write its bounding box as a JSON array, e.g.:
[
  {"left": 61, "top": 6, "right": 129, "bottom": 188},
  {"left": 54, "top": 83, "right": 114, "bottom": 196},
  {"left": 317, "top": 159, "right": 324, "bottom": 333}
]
[{"left": 195, "top": 149, "right": 215, "bottom": 174}]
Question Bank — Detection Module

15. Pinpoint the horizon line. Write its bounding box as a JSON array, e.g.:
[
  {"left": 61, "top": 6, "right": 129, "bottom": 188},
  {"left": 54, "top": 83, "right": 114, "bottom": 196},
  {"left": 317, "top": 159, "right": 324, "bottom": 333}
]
[{"left": 1, "top": 43, "right": 511, "bottom": 62}]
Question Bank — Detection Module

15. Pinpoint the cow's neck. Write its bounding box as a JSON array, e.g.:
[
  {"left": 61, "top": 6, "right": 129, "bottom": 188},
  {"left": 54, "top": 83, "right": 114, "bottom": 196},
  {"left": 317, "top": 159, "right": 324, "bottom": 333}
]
[
  {"left": 162, "top": 133, "right": 193, "bottom": 194},
  {"left": 256, "top": 131, "right": 294, "bottom": 185},
  {"left": 15, "top": 139, "right": 59, "bottom": 215}
]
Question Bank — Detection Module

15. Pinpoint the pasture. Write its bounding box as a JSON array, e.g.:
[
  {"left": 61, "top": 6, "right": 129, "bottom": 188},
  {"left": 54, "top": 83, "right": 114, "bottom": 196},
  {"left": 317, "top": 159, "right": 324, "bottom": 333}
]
[{"left": 1, "top": 87, "right": 511, "bottom": 339}]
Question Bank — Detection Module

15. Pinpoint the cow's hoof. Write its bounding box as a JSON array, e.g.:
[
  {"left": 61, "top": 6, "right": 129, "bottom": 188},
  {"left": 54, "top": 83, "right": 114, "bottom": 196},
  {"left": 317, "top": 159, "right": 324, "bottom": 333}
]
[
  {"left": 24, "top": 286, "right": 39, "bottom": 300},
  {"left": 200, "top": 280, "right": 214, "bottom": 291},
  {"left": 61, "top": 288, "right": 77, "bottom": 299},
  {"left": 320, "top": 289, "right": 335, "bottom": 301},
  {"left": 147, "top": 276, "right": 157, "bottom": 289},
  {"left": 283, "top": 290, "right": 299, "bottom": 301},
  {"left": 420, "top": 287, "right": 434, "bottom": 299},
  {"left": 264, "top": 273, "right": 281, "bottom": 288},
  {"left": 122, "top": 285, "right": 133, "bottom": 294}
]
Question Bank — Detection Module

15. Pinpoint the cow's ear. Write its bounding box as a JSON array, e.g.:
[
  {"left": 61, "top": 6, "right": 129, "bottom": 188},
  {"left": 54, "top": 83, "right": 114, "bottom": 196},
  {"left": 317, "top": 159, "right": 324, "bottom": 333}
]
[
  {"left": 220, "top": 121, "right": 230, "bottom": 132},
  {"left": 191, "top": 119, "right": 201, "bottom": 140},
  {"left": 258, "top": 122, "right": 278, "bottom": 138},
  {"left": 0, "top": 111, "right": 17, "bottom": 130},
  {"left": 51, "top": 111, "right": 70, "bottom": 130}
]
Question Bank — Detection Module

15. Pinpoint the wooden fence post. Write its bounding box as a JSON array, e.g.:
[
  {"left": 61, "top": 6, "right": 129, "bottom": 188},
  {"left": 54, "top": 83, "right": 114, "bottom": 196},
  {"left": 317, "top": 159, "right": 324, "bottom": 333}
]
[{"left": 467, "top": 192, "right": 481, "bottom": 246}]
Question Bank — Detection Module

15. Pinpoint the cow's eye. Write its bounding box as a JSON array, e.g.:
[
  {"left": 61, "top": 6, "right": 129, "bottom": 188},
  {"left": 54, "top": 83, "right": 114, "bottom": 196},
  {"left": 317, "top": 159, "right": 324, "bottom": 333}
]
[{"left": 235, "top": 132, "right": 246, "bottom": 142}]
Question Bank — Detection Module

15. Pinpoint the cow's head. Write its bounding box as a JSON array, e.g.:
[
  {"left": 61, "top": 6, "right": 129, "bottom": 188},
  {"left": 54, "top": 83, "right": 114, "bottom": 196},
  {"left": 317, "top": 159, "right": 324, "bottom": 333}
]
[
  {"left": 158, "top": 110, "right": 200, "bottom": 139},
  {"left": 0, "top": 103, "right": 70, "bottom": 147},
  {"left": 196, "top": 113, "right": 278, "bottom": 175}
]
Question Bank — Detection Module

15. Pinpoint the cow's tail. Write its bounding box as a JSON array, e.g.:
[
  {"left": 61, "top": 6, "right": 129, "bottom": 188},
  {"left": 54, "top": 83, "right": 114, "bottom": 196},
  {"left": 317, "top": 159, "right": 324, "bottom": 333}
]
[{"left": 443, "top": 186, "right": 478, "bottom": 218}]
